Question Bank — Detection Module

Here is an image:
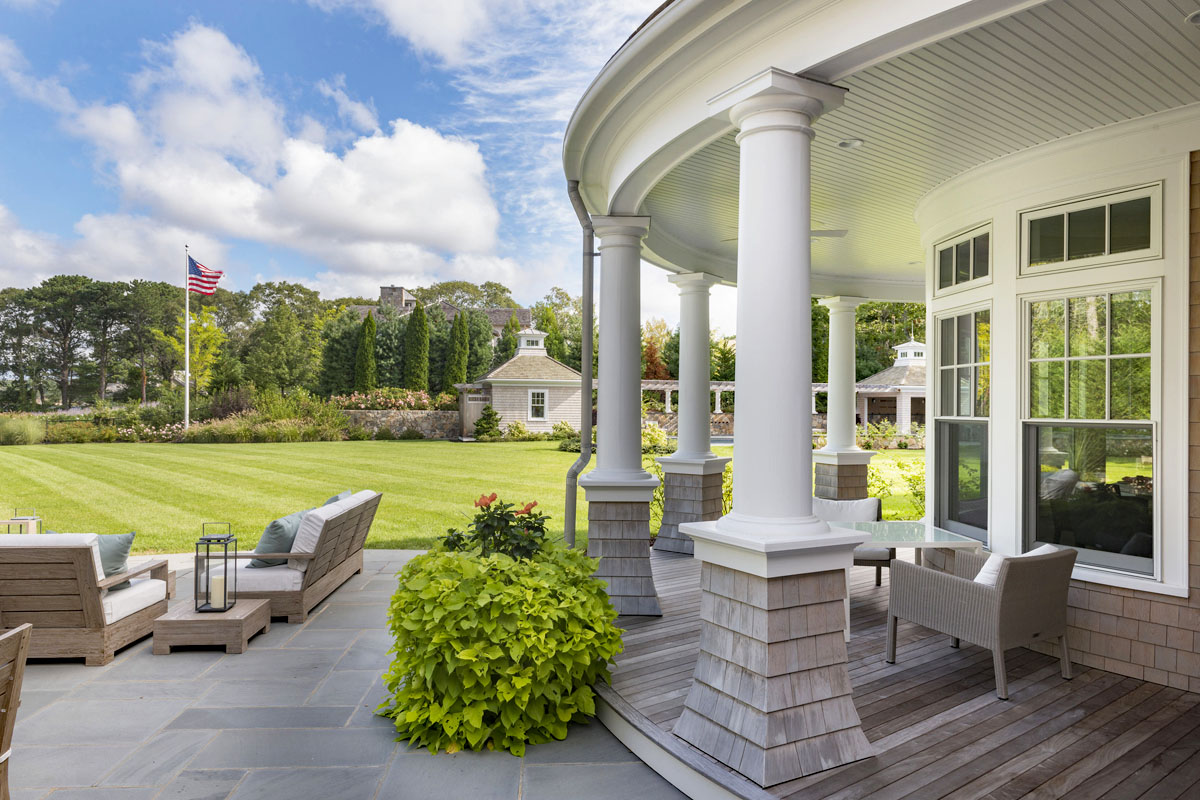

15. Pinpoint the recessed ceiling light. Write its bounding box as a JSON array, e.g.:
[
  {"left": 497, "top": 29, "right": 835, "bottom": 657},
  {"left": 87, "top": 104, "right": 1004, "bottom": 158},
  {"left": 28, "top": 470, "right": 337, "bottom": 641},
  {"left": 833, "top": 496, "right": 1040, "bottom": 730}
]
[
  {"left": 1187, "top": 9, "right": 1200, "bottom": 26},
  {"left": 837, "top": 138, "right": 864, "bottom": 149}
]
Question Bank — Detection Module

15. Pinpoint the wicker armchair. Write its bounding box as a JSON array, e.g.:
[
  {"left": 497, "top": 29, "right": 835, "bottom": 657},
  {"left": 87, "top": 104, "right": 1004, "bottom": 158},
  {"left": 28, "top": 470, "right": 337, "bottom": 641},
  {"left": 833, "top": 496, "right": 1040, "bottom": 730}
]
[
  {"left": 886, "top": 548, "right": 1077, "bottom": 699},
  {"left": 812, "top": 497, "right": 893, "bottom": 585}
]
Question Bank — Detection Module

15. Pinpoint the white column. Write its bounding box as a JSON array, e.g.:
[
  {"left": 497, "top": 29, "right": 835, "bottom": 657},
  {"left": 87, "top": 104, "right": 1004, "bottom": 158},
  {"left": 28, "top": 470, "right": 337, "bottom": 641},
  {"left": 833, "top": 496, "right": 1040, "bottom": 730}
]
[
  {"left": 714, "top": 389, "right": 722, "bottom": 413},
  {"left": 665, "top": 272, "right": 721, "bottom": 461},
  {"left": 818, "top": 297, "right": 867, "bottom": 452},
  {"left": 704, "top": 70, "right": 849, "bottom": 540},
  {"left": 580, "top": 216, "right": 658, "bottom": 497},
  {"left": 896, "top": 391, "right": 912, "bottom": 434},
  {"left": 664, "top": 388, "right": 672, "bottom": 413}
]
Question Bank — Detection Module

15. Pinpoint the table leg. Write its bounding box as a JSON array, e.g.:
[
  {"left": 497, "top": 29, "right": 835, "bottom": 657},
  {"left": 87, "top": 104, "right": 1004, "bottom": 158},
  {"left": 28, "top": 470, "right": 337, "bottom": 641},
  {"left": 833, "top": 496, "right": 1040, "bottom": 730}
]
[{"left": 914, "top": 548, "right": 923, "bottom": 567}]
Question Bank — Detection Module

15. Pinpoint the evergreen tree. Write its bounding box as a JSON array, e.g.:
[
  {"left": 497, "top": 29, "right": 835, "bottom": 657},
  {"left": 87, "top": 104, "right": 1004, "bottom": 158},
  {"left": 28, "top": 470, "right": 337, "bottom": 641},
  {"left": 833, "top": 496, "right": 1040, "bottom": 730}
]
[
  {"left": 662, "top": 327, "right": 680, "bottom": 378},
  {"left": 492, "top": 312, "right": 520, "bottom": 368},
  {"left": 403, "top": 302, "right": 429, "bottom": 391},
  {"left": 208, "top": 345, "right": 245, "bottom": 394},
  {"left": 245, "top": 304, "right": 309, "bottom": 391},
  {"left": 426, "top": 312, "right": 452, "bottom": 393},
  {"left": 375, "top": 307, "right": 407, "bottom": 387},
  {"left": 442, "top": 312, "right": 469, "bottom": 393},
  {"left": 711, "top": 338, "right": 736, "bottom": 382},
  {"left": 534, "top": 305, "right": 566, "bottom": 361},
  {"left": 353, "top": 311, "right": 378, "bottom": 393},
  {"left": 465, "top": 310, "right": 493, "bottom": 381},
  {"left": 316, "top": 309, "right": 361, "bottom": 396}
]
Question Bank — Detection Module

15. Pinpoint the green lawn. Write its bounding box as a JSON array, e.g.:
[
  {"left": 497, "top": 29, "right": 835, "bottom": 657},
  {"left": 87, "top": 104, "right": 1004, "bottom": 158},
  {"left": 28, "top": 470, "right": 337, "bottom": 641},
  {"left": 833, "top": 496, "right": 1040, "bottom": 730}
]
[{"left": 0, "top": 441, "right": 927, "bottom": 554}]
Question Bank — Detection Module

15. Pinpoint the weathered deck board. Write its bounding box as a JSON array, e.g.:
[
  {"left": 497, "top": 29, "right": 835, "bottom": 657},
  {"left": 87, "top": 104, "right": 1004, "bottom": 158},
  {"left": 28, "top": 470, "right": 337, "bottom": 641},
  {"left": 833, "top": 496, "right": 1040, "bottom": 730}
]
[{"left": 610, "top": 550, "right": 1200, "bottom": 800}]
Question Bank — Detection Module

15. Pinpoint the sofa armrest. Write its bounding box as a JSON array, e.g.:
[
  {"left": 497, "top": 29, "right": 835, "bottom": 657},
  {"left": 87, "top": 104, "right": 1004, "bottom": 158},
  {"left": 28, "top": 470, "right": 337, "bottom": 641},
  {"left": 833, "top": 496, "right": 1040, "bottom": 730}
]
[
  {"left": 890, "top": 560, "right": 999, "bottom": 648},
  {"left": 98, "top": 558, "right": 169, "bottom": 590}
]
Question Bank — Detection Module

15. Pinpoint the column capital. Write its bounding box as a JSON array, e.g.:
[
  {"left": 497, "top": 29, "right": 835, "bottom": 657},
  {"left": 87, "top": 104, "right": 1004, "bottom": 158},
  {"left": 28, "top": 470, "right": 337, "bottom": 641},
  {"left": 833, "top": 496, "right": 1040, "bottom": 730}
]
[
  {"left": 708, "top": 67, "right": 847, "bottom": 133},
  {"left": 818, "top": 295, "right": 870, "bottom": 313},
  {"left": 667, "top": 271, "right": 721, "bottom": 293},
  {"left": 590, "top": 215, "right": 650, "bottom": 240}
]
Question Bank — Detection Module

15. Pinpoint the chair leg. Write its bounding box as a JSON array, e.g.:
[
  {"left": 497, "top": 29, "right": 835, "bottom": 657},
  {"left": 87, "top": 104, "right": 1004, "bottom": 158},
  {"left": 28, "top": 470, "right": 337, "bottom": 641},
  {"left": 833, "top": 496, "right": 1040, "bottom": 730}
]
[
  {"left": 951, "top": 637, "right": 960, "bottom": 648},
  {"left": 875, "top": 566, "right": 882, "bottom": 587},
  {"left": 886, "top": 614, "right": 898, "bottom": 663},
  {"left": 1059, "top": 635, "right": 1073, "bottom": 680},
  {"left": 992, "top": 648, "right": 1009, "bottom": 700}
]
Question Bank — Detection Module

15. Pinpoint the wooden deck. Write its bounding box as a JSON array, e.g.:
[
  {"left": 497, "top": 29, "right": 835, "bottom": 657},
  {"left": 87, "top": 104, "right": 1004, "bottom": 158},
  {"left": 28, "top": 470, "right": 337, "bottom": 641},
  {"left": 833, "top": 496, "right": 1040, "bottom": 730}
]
[{"left": 611, "top": 551, "right": 1200, "bottom": 799}]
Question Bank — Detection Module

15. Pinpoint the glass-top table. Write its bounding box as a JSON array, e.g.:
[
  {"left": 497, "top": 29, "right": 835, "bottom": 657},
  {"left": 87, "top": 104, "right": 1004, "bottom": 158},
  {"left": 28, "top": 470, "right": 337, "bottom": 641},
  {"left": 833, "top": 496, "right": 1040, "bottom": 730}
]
[{"left": 830, "top": 520, "right": 983, "bottom": 565}]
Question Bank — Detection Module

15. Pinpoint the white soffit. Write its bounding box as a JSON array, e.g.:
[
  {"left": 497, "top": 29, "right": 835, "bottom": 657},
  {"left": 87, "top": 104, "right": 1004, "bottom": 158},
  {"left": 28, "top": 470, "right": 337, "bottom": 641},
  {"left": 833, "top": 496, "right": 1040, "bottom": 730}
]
[{"left": 642, "top": 0, "right": 1200, "bottom": 290}]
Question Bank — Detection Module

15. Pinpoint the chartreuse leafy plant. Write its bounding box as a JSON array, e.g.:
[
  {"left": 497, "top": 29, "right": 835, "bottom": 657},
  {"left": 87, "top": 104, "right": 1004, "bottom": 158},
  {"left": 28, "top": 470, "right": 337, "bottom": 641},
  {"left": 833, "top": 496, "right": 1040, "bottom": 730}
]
[{"left": 379, "top": 497, "right": 622, "bottom": 756}]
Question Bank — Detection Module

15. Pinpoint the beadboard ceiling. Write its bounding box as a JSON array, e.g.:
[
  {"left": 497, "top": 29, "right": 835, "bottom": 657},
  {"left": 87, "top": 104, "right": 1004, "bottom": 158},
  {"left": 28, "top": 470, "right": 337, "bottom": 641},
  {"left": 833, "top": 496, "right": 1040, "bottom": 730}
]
[{"left": 641, "top": 0, "right": 1200, "bottom": 293}]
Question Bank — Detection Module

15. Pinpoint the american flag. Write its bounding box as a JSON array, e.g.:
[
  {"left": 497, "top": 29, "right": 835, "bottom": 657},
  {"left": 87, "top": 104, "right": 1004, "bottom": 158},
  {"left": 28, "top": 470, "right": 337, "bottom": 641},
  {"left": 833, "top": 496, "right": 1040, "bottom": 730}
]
[{"left": 187, "top": 256, "right": 222, "bottom": 295}]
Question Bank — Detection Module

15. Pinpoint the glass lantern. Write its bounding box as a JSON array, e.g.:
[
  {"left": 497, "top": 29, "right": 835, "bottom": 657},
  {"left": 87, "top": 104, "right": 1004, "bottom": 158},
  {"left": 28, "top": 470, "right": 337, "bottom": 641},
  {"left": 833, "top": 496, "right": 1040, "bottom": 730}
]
[{"left": 195, "top": 523, "right": 237, "bottom": 613}]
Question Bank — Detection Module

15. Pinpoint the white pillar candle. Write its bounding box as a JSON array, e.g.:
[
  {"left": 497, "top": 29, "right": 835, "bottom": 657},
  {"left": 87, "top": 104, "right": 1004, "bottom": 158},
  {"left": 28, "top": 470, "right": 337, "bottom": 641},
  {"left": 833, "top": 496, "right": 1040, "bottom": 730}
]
[{"left": 210, "top": 574, "right": 226, "bottom": 609}]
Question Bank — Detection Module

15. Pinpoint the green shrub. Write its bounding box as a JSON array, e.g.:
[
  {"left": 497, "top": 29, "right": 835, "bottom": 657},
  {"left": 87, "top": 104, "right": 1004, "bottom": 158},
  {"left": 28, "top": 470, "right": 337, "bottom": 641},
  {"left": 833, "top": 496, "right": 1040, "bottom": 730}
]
[
  {"left": 374, "top": 426, "right": 396, "bottom": 441},
  {"left": 503, "top": 421, "right": 529, "bottom": 440},
  {"left": 444, "top": 493, "right": 548, "bottom": 559},
  {"left": 641, "top": 422, "right": 672, "bottom": 455},
  {"left": 0, "top": 416, "right": 46, "bottom": 445},
  {"left": 397, "top": 428, "right": 425, "bottom": 440},
  {"left": 45, "top": 421, "right": 99, "bottom": 444},
  {"left": 550, "top": 420, "right": 577, "bottom": 440},
  {"left": 473, "top": 405, "right": 501, "bottom": 438},
  {"left": 379, "top": 544, "right": 622, "bottom": 755},
  {"left": 346, "top": 425, "right": 370, "bottom": 441}
]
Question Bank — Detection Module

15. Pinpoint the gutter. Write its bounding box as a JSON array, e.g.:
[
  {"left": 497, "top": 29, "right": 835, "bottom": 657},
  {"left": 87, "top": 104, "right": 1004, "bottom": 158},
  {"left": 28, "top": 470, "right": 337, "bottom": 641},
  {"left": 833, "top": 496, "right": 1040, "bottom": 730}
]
[{"left": 564, "top": 180, "right": 595, "bottom": 549}]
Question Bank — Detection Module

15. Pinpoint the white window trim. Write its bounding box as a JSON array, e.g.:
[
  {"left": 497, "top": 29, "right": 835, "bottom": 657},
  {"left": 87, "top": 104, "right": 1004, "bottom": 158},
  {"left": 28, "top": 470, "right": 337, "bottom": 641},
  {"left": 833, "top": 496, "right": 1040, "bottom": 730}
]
[
  {"left": 528, "top": 389, "right": 547, "bottom": 421},
  {"left": 933, "top": 222, "right": 993, "bottom": 298},
  {"left": 1018, "top": 182, "right": 1162, "bottom": 277},
  {"left": 931, "top": 300, "right": 993, "bottom": 547},
  {"left": 1017, "top": 277, "right": 1183, "bottom": 594}
]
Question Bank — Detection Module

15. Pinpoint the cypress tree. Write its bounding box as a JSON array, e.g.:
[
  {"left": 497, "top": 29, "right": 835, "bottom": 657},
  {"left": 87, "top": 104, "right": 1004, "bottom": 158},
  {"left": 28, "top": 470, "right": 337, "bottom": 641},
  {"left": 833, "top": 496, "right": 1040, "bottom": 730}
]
[
  {"left": 353, "top": 311, "right": 377, "bottom": 393},
  {"left": 492, "top": 312, "right": 520, "bottom": 368},
  {"left": 403, "top": 302, "right": 429, "bottom": 391},
  {"left": 443, "top": 312, "right": 468, "bottom": 393}
]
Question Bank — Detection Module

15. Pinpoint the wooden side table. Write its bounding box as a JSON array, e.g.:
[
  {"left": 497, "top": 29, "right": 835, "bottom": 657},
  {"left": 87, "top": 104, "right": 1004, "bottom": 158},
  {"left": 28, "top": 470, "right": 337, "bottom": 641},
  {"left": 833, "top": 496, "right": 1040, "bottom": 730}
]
[
  {"left": 0, "top": 517, "right": 41, "bottom": 534},
  {"left": 153, "top": 598, "right": 271, "bottom": 655}
]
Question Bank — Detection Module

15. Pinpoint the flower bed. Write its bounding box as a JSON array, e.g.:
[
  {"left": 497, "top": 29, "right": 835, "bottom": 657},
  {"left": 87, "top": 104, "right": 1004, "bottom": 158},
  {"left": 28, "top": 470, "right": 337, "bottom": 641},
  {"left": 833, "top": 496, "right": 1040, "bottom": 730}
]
[{"left": 331, "top": 387, "right": 457, "bottom": 411}]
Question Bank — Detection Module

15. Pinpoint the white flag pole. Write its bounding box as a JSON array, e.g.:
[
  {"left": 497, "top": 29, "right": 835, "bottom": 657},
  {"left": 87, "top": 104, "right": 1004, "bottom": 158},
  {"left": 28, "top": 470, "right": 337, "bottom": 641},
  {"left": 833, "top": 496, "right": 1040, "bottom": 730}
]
[{"left": 184, "top": 244, "right": 190, "bottom": 430}]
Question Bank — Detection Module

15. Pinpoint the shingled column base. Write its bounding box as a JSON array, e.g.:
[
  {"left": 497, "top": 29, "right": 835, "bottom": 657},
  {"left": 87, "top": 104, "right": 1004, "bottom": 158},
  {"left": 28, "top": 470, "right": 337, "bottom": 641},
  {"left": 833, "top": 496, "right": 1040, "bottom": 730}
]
[
  {"left": 654, "top": 459, "right": 729, "bottom": 555},
  {"left": 673, "top": 561, "right": 874, "bottom": 786},
  {"left": 587, "top": 501, "right": 661, "bottom": 617}
]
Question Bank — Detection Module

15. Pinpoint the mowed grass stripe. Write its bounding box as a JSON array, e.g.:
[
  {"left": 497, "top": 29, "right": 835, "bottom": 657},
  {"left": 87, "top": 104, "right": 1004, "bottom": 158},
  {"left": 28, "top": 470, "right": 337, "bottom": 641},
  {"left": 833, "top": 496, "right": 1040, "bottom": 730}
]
[{"left": 0, "top": 441, "right": 595, "bottom": 554}]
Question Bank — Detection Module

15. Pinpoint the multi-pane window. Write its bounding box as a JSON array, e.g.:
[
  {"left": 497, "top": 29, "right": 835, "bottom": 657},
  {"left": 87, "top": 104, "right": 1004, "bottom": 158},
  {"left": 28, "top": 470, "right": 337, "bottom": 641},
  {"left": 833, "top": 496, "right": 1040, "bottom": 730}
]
[
  {"left": 1024, "top": 289, "right": 1154, "bottom": 575},
  {"left": 529, "top": 390, "right": 546, "bottom": 420},
  {"left": 938, "top": 310, "right": 990, "bottom": 418},
  {"left": 1022, "top": 185, "right": 1159, "bottom": 274},
  {"left": 936, "top": 308, "right": 991, "bottom": 542},
  {"left": 936, "top": 227, "right": 991, "bottom": 292}
]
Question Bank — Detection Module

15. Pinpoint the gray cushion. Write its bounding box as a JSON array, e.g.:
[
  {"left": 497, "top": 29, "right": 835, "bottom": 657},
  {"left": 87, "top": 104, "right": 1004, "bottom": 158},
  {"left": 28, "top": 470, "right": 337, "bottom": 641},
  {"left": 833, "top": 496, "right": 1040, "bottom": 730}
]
[
  {"left": 813, "top": 497, "right": 882, "bottom": 523},
  {"left": 249, "top": 510, "right": 312, "bottom": 568},
  {"left": 853, "top": 545, "right": 892, "bottom": 563},
  {"left": 324, "top": 491, "right": 352, "bottom": 506},
  {"left": 51, "top": 531, "right": 134, "bottom": 589}
]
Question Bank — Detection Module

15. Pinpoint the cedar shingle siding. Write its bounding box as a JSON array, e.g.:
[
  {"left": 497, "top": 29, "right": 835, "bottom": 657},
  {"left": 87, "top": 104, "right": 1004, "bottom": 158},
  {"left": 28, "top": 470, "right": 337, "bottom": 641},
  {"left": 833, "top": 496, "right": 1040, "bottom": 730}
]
[{"left": 489, "top": 385, "right": 582, "bottom": 433}]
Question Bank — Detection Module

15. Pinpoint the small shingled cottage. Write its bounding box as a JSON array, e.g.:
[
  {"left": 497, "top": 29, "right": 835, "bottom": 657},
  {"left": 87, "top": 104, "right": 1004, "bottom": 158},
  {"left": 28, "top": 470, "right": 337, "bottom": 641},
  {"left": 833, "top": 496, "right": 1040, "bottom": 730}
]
[{"left": 455, "top": 329, "right": 582, "bottom": 438}]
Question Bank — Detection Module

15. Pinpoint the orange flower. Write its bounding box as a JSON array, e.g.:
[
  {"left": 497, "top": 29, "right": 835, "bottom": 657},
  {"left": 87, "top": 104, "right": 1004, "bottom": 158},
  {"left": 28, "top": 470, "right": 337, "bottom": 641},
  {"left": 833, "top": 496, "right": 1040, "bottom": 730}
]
[
  {"left": 475, "top": 492, "right": 499, "bottom": 508},
  {"left": 515, "top": 501, "right": 538, "bottom": 516}
]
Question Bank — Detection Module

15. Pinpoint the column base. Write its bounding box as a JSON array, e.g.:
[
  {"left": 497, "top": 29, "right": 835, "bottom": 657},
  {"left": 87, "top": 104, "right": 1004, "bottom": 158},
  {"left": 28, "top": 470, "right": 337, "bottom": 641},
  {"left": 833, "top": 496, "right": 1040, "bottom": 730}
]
[
  {"left": 812, "top": 449, "right": 875, "bottom": 500},
  {"left": 586, "top": 499, "right": 661, "bottom": 617},
  {"left": 673, "top": 562, "right": 875, "bottom": 786},
  {"left": 654, "top": 457, "right": 730, "bottom": 555}
]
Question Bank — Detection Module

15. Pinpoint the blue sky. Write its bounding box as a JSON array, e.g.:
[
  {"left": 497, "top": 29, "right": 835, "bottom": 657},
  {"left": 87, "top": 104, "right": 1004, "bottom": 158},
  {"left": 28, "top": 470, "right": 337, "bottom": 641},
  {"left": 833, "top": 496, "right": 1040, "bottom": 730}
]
[{"left": 0, "top": 0, "right": 738, "bottom": 329}]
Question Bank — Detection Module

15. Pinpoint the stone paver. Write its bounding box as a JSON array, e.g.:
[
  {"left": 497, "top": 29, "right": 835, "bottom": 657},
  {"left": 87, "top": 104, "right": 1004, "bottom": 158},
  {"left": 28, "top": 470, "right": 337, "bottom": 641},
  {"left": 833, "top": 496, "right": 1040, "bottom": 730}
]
[{"left": 9, "top": 550, "right": 685, "bottom": 799}]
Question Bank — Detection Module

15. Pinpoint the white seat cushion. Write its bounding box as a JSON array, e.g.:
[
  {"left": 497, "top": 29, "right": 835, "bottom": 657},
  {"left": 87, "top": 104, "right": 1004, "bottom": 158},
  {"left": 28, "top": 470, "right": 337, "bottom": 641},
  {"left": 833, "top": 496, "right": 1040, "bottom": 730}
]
[
  {"left": 974, "top": 544, "right": 1060, "bottom": 587},
  {"left": 0, "top": 533, "right": 104, "bottom": 582},
  {"left": 206, "top": 561, "right": 304, "bottom": 593},
  {"left": 102, "top": 577, "right": 166, "bottom": 624},
  {"left": 813, "top": 497, "right": 881, "bottom": 523},
  {"left": 289, "top": 490, "right": 377, "bottom": 572},
  {"left": 854, "top": 545, "right": 893, "bottom": 562}
]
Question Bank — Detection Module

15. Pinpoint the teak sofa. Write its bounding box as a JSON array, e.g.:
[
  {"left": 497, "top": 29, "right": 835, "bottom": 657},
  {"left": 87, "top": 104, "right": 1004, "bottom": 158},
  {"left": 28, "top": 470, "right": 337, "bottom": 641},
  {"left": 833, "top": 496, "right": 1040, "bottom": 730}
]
[
  {"left": 0, "top": 534, "right": 172, "bottom": 666},
  {"left": 0, "top": 623, "right": 31, "bottom": 800},
  {"left": 202, "top": 490, "right": 382, "bottom": 624}
]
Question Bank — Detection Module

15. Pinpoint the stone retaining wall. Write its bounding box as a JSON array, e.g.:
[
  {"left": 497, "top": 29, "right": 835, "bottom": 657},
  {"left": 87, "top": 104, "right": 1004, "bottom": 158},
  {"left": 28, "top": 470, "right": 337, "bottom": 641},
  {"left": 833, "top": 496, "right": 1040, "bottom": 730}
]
[{"left": 344, "top": 410, "right": 460, "bottom": 440}]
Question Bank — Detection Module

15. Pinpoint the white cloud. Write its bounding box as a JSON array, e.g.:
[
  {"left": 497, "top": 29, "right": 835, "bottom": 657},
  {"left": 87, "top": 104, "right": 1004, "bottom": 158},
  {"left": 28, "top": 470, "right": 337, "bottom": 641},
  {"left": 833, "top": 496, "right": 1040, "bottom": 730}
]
[
  {"left": 316, "top": 74, "right": 379, "bottom": 133},
  {"left": 0, "top": 24, "right": 501, "bottom": 295},
  {"left": 0, "top": 0, "right": 60, "bottom": 11},
  {"left": 308, "top": 0, "right": 491, "bottom": 63}
]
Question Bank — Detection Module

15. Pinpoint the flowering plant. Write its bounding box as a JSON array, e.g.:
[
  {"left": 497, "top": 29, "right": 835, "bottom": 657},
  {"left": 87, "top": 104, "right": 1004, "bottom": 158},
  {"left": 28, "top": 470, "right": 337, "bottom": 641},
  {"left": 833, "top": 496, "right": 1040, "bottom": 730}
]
[
  {"left": 331, "top": 388, "right": 456, "bottom": 411},
  {"left": 444, "top": 492, "right": 549, "bottom": 559}
]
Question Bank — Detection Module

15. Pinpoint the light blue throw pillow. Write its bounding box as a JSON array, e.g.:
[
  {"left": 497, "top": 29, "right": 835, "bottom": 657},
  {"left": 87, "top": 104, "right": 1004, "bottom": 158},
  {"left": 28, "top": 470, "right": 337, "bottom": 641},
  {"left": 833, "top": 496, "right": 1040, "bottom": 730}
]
[
  {"left": 50, "top": 531, "right": 134, "bottom": 590},
  {"left": 324, "top": 490, "right": 352, "bottom": 506},
  {"left": 249, "top": 510, "right": 312, "bottom": 568}
]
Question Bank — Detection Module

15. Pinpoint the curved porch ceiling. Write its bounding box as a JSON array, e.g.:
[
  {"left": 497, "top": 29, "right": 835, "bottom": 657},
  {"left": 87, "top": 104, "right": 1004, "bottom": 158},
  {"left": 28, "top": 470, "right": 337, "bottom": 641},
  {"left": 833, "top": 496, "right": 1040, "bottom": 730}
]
[{"left": 632, "top": 0, "right": 1200, "bottom": 298}]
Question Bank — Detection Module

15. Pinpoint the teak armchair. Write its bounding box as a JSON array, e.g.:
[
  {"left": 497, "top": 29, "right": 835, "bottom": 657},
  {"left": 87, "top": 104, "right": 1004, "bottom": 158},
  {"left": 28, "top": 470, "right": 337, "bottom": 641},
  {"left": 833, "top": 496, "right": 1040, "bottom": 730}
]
[{"left": 0, "top": 623, "right": 31, "bottom": 800}]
